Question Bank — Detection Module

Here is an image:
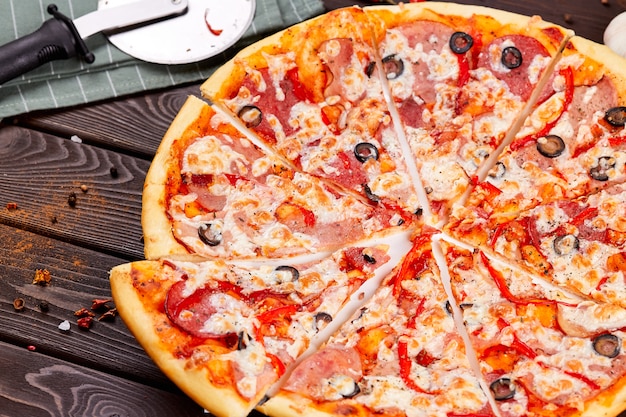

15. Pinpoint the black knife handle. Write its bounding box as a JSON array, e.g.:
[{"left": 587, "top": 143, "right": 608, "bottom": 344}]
[{"left": 0, "top": 4, "right": 95, "bottom": 85}]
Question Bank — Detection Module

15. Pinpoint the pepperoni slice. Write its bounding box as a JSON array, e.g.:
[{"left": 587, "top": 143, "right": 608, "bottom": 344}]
[
  {"left": 165, "top": 280, "right": 247, "bottom": 339},
  {"left": 478, "top": 35, "right": 549, "bottom": 101}
]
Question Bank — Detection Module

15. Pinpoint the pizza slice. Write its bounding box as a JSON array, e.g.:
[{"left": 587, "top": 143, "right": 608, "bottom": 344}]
[
  {"left": 364, "top": 3, "right": 571, "bottom": 222},
  {"left": 143, "top": 96, "right": 412, "bottom": 261},
  {"left": 201, "top": 7, "right": 427, "bottom": 218},
  {"left": 110, "top": 239, "right": 401, "bottom": 417},
  {"left": 447, "top": 182, "right": 626, "bottom": 308},
  {"left": 258, "top": 234, "right": 498, "bottom": 417},
  {"left": 439, "top": 239, "right": 626, "bottom": 417},
  {"left": 466, "top": 35, "right": 626, "bottom": 218}
]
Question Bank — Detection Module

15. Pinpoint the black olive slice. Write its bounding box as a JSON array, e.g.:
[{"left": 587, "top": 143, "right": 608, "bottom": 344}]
[
  {"left": 362, "top": 250, "right": 377, "bottom": 264},
  {"left": 488, "top": 161, "right": 507, "bottom": 179},
  {"left": 536, "top": 135, "right": 566, "bottom": 158},
  {"left": 314, "top": 312, "right": 333, "bottom": 331},
  {"left": 365, "top": 61, "right": 376, "bottom": 78},
  {"left": 363, "top": 184, "right": 381, "bottom": 203},
  {"left": 450, "top": 32, "right": 474, "bottom": 54},
  {"left": 329, "top": 375, "right": 361, "bottom": 398},
  {"left": 198, "top": 221, "right": 223, "bottom": 246},
  {"left": 604, "top": 106, "right": 626, "bottom": 127},
  {"left": 354, "top": 142, "right": 380, "bottom": 163},
  {"left": 553, "top": 234, "right": 579, "bottom": 256},
  {"left": 382, "top": 54, "right": 404, "bottom": 80},
  {"left": 589, "top": 156, "right": 616, "bottom": 181},
  {"left": 274, "top": 265, "right": 299, "bottom": 282},
  {"left": 593, "top": 334, "right": 621, "bottom": 358},
  {"left": 237, "top": 331, "right": 249, "bottom": 350},
  {"left": 238, "top": 105, "right": 263, "bottom": 128},
  {"left": 490, "top": 377, "right": 516, "bottom": 401},
  {"left": 501, "top": 46, "right": 523, "bottom": 69}
]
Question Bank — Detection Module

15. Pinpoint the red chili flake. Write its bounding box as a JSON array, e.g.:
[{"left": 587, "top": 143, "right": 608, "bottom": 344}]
[
  {"left": 204, "top": 9, "right": 223, "bottom": 36},
  {"left": 74, "top": 307, "right": 95, "bottom": 318},
  {"left": 27, "top": 345, "right": 36, "bottom": 351},
  {"left": 32, "top": 269, "right": 51, "bottom": 285},
  {"left": 77, "top": 316, "right": 93, "bottom": 330},
  {"left": 98, "top": 308, "right": 117, "bottom": 322},
  {"left": 6, "top": 202, "right": 18, "bottom": 210},
  {"left": 91, "top": 298, "right": 112, "bottom": 311}
]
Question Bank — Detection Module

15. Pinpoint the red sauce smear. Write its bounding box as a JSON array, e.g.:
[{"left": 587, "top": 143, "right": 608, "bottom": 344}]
[{"left": 204, "top": 9, "right": 223, "bottom": 36}]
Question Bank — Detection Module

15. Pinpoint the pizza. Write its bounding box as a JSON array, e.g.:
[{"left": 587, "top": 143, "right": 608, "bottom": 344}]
[{"left": 109, "top": 3, "right": 626, "bottom": 417}]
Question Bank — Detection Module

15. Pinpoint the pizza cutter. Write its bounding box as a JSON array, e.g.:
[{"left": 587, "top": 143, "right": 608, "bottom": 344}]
[
  {"left": 0, "top": 0, "right": 256, "bottom": 84},
  {"left": 99, "top": 0, "right": 256, "bottom": 65}
]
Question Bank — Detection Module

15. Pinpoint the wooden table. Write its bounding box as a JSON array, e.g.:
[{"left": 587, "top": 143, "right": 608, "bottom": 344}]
[{"left": 0, "top": 1, "right": 624, "bottom": 416}]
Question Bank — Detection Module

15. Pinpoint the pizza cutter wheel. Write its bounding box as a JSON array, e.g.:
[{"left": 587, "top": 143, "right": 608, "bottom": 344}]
[{"left": 98, "top": 0, "right": 256, "bottom": 64}]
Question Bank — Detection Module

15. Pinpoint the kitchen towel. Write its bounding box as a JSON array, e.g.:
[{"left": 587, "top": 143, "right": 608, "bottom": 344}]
[{"left": 0, "top": 0, "right": 326, "bottom": 119}]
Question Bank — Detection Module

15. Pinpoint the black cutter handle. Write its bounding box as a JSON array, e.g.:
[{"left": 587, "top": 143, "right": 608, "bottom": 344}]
[{"left": 0, "top": 4, "right": 94, "bottom": 85}]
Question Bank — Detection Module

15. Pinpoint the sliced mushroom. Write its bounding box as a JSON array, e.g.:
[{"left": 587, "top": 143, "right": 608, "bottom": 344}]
[
  {"left": 449, "top": 32, "right": 474, "bottom": 54},
  {"left": 198, "top": 220, "right": 224, "bottom": 246},
  {"left": 490, "top": 377, "right": 516, "bottom": 401},
  {"left": 592, "top": 333, "right": 621, "bottom": 358},
  {"left": 604, "top": 106, "right": 626, "bottom": 127},
  {"left": 589, "top": 156, "right": 616, "bottom": 181},
  {"left": 381, "top": 54, "right": 404, "bottom": 80},
  {"left": 238, "top": 105, "right": 263, "bottom": 128},
  {"left": 274, "top": 265, "right": 299, "bottom": 282},
  {"left": 354, "top": 142, "right": 379, "bottom": 163},
  {"left": 501, "top": 46, "right": 523, "bottom": 69},
  {"left": 536, "top": 135, "right": 566, "bottom": 158},
  {"left": 552, "top": 234, "right": 579, "bottom": 256}
]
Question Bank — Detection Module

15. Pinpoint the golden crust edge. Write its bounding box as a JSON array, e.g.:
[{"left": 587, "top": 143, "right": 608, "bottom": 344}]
[
  {"left": 109, "top": 262, "right": 259, "bottom": 417},
  {"left": 142, "top": 95, "right": 208, "bottom": 261}
]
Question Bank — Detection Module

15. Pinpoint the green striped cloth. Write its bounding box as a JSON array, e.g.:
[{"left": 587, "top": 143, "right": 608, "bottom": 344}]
[{"left": 0, "top": 0, "right": 325, "bottom": 119}]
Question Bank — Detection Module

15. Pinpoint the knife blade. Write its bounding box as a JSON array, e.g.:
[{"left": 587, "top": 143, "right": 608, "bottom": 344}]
[{"left": 0, "top": 0, "right": 188, "bottom": 85}]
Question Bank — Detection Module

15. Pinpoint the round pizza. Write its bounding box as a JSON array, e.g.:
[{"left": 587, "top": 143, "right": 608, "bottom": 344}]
[{"left": 109, "top": 3, "right": 626, "bottom": 417}]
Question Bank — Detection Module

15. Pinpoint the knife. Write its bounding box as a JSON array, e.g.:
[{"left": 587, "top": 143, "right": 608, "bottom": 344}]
[{"left": 0, "top": 0, "right": 188, "bottom": 85}]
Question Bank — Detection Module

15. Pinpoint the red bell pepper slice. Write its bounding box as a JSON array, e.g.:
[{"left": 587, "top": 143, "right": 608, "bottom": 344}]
[{"left": 509, "top": 66, "right": 574, "bottom": 152}]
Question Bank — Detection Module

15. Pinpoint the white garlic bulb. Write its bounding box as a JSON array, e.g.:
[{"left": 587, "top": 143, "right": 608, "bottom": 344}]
[{"left": 604, "top": 11, "right": 626, "bottom": 58}]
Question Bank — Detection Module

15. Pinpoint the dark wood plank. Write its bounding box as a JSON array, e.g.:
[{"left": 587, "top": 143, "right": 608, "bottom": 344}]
[
  {"left": 14, "top": 83, "right": 201, "bottom": 159},
  {"left": 0, "top": 124, "right": 147, "bottom": 260},
  {"left": 0, "top": 340, "right": 205, "bottom": 417},
  {"left": 0, "top": 222, "right": 179, "bottom": 391}
]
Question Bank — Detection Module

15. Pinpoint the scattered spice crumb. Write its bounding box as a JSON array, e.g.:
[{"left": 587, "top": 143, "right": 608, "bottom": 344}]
[
  {"left": 32, "top": 269, "right": 51, "bottom": 285},
  {"left": 27, "top": 345, "right": 36, "bottom": 351},
  {"left": 98, "top": 308, "right": 117, "bottom": 321},
  {"left": 50, "top": 215, "right": 58, "bottom": 224},
  {"left": 6, "top": 202, "right": 18, "bottom": 210},
  {"left": 74, "top": 307, "right": 95, "bottom": 318},
  {"left": 68, "top": 192, "right": 77, "bottom": 208},
  {"left": 601, "top": 0, "right": 609, "bottom": 5},
  {"left": 70, "top": 135, "right": 82, "bottom": 143},
  {"left": 39, "top": 301, "right": 49, "bottom": 312},
  {"left": 563, "top": 13, "right": 573, "bottom": 24},
  {"left": 80, "top": 184, "right": 89, "bottom": 193},
  {"left": 91, "top": 298, "right": 112, "bottom": 312},
  {"left": 77, "top": 316, "right": 93, "bottom": 330},
  {"left": 13, "top": 298, "right": 25, "bottom": 311},
  {"left": 110, "top": 167, "right": 118, "bottom": 178},
  {"left": 58, "top": 320, "right": 71, "bottom": 332}
]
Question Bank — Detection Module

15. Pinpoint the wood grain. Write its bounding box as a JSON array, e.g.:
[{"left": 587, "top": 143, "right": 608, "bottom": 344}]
[
  {"left": 0, "top": 223, "right": 179, "bottom": 391},
  {"left": 0, "top": 341, "right": 204, "bottom": 417},
  {"left": 16, "top": 84, "right": 201, "bottom": 159},
  {"left": 0, "top": 124, "right": 147, "bottom": 260}
]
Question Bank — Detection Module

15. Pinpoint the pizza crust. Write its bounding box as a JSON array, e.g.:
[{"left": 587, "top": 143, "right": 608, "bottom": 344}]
[
  {"left": 142, "top": 95, "right": 211, "bottom": 261},
  {"left": 110, "top": 262, "right": 261, "bottom": 417}
]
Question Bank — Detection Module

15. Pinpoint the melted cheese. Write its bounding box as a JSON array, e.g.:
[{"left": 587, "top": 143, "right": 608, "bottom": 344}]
[{"left": 182, "top": 136, "right": 249, "bottom": 176}]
